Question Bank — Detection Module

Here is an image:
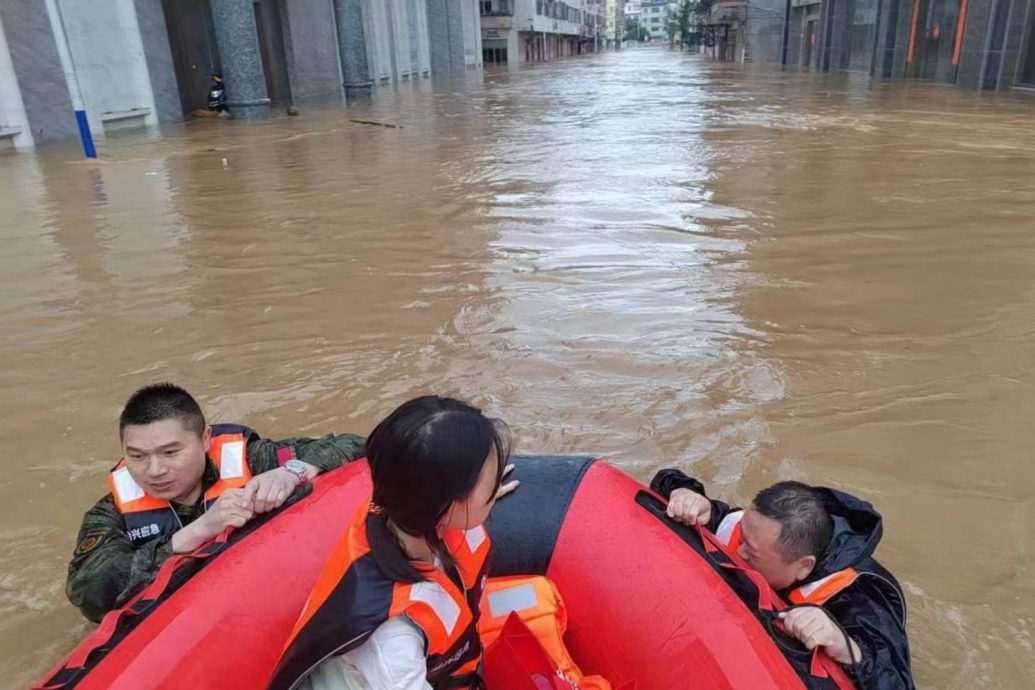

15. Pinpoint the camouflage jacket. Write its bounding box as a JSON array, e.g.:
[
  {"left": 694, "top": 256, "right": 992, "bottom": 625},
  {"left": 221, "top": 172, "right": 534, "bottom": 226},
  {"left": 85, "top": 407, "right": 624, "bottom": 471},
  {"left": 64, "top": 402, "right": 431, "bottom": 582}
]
[{"left": 66, "top": 432, "right": 365, "bottom": 622}]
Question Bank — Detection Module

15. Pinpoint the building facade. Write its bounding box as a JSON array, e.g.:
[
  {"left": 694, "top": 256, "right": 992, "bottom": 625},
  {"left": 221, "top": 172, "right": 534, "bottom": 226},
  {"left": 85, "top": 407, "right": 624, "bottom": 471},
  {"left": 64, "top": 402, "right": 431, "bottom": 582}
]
[
  {"left": 698, "top": 0, "right": 1035, "bottom": 94},
  {"left": 480, "top": 0, "right": 608, "bottom": 65},
  {"left": 0, "top": 0, "right": 484, "bottom": 153},
  {"left": 625, "top": 0, "right": 642, "bottom": 27},
  {"left": 639, "top": 1, "right": 678, "bottom": 40},
  {"left": 604, "top": 0, "right": 628, "bottom": 48}
]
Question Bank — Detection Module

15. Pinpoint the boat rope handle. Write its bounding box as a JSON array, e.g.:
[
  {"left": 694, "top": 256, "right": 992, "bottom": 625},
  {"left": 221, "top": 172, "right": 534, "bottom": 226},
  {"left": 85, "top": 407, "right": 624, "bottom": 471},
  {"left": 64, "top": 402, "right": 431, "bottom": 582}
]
[
  {"left": 35, "top": 484, "right": 314, "bottom": 688},
  {"left": 691, "top": 522, "right": 856, "bottom": 684},
  {"left": 777, "top": 603, "right": 860, "bottom": 671},
  {"left": 33, "top": 529, "right": 235, "bottom": 689},
  {"left": 638, "top": 491, "right": 856, "bottom": 688},
  {"left": 693, "top": 522, "right": 779, "bottom": 612}
]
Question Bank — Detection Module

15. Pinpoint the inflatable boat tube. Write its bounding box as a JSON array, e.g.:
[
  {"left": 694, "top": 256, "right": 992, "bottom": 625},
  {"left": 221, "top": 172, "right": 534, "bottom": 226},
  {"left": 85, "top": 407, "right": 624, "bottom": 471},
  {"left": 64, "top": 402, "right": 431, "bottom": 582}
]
[{"left": 35, "top": 457, "right": 855, "bottom": 690}]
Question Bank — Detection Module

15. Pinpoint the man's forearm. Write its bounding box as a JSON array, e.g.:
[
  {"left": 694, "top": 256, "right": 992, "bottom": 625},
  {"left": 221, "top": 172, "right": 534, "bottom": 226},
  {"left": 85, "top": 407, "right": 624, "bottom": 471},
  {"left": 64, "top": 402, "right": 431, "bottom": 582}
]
[
  {"left": 247, "top": 434, "right": 366, "bottom": 475},
  {"left": 171, "top": 519, "right": 217, "bottom": 553},
  {"left": 650, "top": 468, "right": 707, "bottom": 499}
]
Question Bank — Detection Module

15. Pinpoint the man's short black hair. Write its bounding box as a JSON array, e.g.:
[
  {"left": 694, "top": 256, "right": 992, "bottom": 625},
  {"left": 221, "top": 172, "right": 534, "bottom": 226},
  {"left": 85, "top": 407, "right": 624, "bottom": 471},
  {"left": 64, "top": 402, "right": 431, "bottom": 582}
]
[
  {"left": 119, "top": 383, "right": 205, "bottom": 439},
  {"left": 752, "top": 481, "right": 833, "bottom": 562}
]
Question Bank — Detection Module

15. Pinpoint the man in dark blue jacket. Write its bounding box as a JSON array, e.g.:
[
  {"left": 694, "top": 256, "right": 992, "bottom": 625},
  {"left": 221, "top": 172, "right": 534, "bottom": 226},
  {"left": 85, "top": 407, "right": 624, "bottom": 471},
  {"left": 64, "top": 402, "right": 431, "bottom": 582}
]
[{"left": 652, "top": 470, "right": 914, "bottom": 690}]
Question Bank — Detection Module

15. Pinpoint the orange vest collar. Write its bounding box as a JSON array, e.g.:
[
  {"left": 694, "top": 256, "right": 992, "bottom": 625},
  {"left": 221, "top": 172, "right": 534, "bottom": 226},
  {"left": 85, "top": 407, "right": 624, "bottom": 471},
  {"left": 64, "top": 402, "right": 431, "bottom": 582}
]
[
  {"left": 715, "top": 510, "right": 861, "bottom": 606},
  {"left": 282, "top": 502, "right": 490, "bottom": 678},
  {"left": 716, "top": 509, "right": 745, "bottom": 554},
  {"left": 788, "top": 568, "right": 860, "bottom": 605},
  {"left": 108, "top": 432, "right": 253, "bottom": 514}
]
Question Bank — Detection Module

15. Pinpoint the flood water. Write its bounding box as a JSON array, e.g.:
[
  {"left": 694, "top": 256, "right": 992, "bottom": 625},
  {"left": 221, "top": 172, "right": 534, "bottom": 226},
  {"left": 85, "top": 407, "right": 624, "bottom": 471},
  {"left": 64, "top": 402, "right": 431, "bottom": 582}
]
[{"left": 2, "top": 47, "right": 1034, "bottom": 688}]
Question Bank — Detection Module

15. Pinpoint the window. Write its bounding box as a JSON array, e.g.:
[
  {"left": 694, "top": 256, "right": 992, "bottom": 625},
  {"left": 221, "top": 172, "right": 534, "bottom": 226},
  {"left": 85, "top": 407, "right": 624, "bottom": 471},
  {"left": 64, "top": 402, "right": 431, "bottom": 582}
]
[
  {"left": 537, "top": 0, "right": 543, "bottom": 15},
  {"left": 481, "top": 0, "right": 513, "bottom": 15}
]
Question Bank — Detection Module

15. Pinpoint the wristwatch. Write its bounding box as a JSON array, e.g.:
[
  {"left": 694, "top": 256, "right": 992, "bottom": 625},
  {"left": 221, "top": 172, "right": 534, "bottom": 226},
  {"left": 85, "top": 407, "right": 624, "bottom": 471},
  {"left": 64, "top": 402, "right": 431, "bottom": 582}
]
[{"left": 283, "top": 459, "right": 310, "bottom": 484}]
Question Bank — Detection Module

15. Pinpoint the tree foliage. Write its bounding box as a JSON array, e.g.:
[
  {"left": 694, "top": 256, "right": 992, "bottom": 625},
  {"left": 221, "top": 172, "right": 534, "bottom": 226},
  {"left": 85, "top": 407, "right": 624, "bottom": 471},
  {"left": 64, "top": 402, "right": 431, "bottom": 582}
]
[
  {"left": 670, "top": 0, "right": 714, "bottom": 50},
  {"left": 623, "top": 17, "right": 652, "bottom": 42}
]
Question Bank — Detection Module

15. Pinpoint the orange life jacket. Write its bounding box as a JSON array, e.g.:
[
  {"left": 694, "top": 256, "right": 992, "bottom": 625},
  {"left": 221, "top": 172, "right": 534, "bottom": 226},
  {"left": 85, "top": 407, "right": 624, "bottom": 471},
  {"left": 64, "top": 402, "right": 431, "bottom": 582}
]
[
  {"left": 714, "top": 510, "right": 860, "bottom": 605},
  {"left": 108, "top": 425, "right": 255, "bottom": 546},
  {"left": 270, "top": 503, "right": 492, "bottom": 690},
  {"left": 478, "top": 576, "right": 611, "bottom": 690}
]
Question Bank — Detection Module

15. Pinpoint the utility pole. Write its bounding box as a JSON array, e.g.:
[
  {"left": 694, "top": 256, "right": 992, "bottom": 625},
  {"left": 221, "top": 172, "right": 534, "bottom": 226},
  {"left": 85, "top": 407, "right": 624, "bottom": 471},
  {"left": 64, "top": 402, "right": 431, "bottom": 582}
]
[{"left": 615, "top": 0, "right": 624, "bottom": 49}]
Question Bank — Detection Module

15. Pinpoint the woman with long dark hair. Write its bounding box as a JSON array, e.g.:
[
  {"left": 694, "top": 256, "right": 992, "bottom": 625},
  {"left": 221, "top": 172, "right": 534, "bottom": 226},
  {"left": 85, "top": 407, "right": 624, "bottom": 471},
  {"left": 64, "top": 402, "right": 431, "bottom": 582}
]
[{"left": 272, "top": 396, "right": 516, "bottom": 690}]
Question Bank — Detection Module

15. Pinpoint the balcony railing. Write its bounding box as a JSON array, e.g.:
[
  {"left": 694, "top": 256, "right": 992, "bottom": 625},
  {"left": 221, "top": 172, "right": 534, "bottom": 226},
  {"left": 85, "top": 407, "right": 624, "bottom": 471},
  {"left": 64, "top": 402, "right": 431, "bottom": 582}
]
[{"left": 535, "top": 0, "right": 583, "bottom": 23}]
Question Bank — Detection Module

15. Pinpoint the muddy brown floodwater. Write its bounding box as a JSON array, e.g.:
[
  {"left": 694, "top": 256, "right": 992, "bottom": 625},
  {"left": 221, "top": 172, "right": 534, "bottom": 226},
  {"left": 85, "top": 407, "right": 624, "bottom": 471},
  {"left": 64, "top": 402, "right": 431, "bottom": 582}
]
[{"left": 1, "top": 47, "right": 1034, "bottom": 688}]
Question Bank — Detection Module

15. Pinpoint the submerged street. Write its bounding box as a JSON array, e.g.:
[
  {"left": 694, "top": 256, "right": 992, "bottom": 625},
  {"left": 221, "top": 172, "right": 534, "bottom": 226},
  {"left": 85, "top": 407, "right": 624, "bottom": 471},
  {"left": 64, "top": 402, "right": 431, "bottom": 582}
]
[{"left": 2, "top": 48, "right": 1034, "bottom": 687}]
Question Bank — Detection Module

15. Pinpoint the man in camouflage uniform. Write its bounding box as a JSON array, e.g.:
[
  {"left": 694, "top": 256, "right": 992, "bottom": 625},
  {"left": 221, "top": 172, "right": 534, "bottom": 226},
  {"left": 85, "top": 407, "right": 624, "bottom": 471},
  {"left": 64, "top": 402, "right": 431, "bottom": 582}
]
[{"left": 66, "top": 383, "right": 365, "bottom": 622}]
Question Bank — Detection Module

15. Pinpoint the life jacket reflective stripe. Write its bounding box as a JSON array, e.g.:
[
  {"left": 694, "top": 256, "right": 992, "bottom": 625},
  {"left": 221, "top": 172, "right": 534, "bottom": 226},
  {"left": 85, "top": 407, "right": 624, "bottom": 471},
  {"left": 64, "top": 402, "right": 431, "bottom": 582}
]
[
  {"left": 273, "top": 504, "right": 490, "bottom": 690},
  {"left": 107, "top": 428, "right": 254, "bottom": 546},
  {"left": 714, "top": 510, "right": 862, "bottom": 608},
  {"left": 788, "top": 568, "right": 860, "bottom": 605},
  {"left": 478, "top": 576, "right": 612, "bottom": 690},
  {"left": 206, "top": 432, "right": 251, "bottom": 493},
  {"left": 715, "top": 509, "right": 745, "bottom": 554}
]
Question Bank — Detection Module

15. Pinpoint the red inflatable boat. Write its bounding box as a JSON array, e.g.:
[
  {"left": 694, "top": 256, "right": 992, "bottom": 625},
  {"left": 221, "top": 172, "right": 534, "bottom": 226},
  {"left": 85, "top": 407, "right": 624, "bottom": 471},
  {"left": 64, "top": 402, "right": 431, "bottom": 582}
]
[{"left": 36, "top": 457, "right": 855, "bottom": 690}]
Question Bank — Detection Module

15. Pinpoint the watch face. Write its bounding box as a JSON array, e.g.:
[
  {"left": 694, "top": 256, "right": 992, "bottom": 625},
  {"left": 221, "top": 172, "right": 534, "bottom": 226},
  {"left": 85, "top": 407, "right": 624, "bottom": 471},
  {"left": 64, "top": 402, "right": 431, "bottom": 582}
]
[{"left": 285, "top": 459, "right": 306, "bottom": 475}]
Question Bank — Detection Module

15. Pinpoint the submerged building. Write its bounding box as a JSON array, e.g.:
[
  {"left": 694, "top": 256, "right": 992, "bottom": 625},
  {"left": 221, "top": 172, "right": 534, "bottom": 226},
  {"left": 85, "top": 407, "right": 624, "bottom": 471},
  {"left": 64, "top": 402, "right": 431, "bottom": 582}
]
[
  {"left": 0, "top": 0, "right": 485, "bottom": 152},
  {"left": 480, "top": 0, "right": 607, "bottom": 65},
  {"left": 697, "top": 0, "right": 1035, "bottom": 94}
]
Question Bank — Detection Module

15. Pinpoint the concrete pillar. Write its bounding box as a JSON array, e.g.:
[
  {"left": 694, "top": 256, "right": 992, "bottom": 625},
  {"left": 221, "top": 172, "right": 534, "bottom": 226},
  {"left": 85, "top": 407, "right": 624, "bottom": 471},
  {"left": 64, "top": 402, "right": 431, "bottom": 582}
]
[
  {"left": 0, "top": 7, "right": 33, "bottom": 150},
  {"left": 999, "top": 0, "right": 1030, "bottom": 86},
  {"left": 818, "top": 0, "right": 836, "bottom": 70},
  {"left": 873, "top": 0, "right": 902, "bottom": 78},
  {"left": 281, "top": 0, "right": 345, "bottom": 102},
  {"left": 828, "top": 0, "right": 854, "bottom": 69},
  {"left": 210, "top": 0, "right": 270, "bottom": 119},
  {"left": 955, "top": 0, "right": 991, "bottom": 88},
  {"left": 785, "top": 7, "right": 803, "bottom": 66},
  {"left": 890, "top": 0, "right": 914, "bottom": 77},
  {"left": 384, "top": 0, "right": 401, "bottom": 82},
  {"left": 114, "top": 0, "right": 159, "bottom": 127},
  {"left": 0, "top": 0, "right": 78, "bottom": 142},
  {"left": 363, "top": 0, "right": 391, "bottom": 84},
  {"left": 460, "top": 0, "right": 481, "bottom": 68},
  {"left": 446, "top": 0, "right": 465, "bottom": 72},
  {"left": 427, "top": 0, "right": 469, "bottom": 75},
  {"left": 334, "top": 0, "right": 372, "bottom": 98},
  {"left": 979, "top": 0, "right": 1015, "bottom": 89},
  {"left": 426, "top": 0, "right": 451, "bottom": 75},
  {"left": 134, "top": 0, "right": 182, "bottom": 122},
  {"left": 412, "top": 0, "right": 432, "bottom": 76}
]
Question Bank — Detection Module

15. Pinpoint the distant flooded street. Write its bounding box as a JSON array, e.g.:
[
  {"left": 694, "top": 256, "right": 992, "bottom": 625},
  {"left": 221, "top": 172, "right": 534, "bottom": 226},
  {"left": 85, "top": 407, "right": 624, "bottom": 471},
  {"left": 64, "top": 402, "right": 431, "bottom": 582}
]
[{"left": 1, "top": 48, "right": 1034, "bottom": 688}]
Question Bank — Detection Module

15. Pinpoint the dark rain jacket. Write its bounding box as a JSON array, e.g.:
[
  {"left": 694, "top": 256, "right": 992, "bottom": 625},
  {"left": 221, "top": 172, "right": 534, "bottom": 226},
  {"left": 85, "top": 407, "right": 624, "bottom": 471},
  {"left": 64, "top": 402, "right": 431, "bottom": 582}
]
[
  {"left": 66, "top": 429, "right": 365, "bottom": 622},
  {"left": 652, "top": 469, "right": 914, "bottom": 690}
]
